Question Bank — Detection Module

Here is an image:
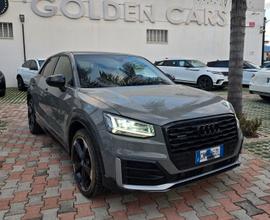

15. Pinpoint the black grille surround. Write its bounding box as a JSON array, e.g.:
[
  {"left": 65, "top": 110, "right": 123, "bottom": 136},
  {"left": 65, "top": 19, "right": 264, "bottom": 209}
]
[
  {"left": 121, "top": 156, "right": 240, "bottom": 186},
  {"left": 121, "top": 160, "right": 167, "bottom": 186},
  {"left": 163, "top": 114, "right": 238, "bottom": 171}
]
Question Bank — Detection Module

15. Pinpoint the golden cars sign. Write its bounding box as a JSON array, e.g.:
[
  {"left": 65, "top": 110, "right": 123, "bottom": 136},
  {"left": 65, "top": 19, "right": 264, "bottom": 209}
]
[{"left": 31, "top": 0, "right": 228, "bottom": 26}]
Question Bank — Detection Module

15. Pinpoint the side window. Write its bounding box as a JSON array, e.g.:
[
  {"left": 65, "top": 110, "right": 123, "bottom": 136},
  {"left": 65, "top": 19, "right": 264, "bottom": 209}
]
[
  {"left": 155, "top": 61, "right": 164, "bottom": 66},
  {"left": 207, "top": 61, "right": 229, "bottom": 68},
  {"left": 223, "top": 61, "right": 229, "bottom": 68},
  {"left": 179, "top": 61, "right": 186, "bottom": 67},
  {"left": 30, "top": 60, "right": 38, "bottom": 71},
  {"left": 40, "top": 57, "right": 59, "bottom": 77},
  {"left": 22, "top": 60, "right": 31, "bottom": 68},
  {"left": 207, "top": 62, "right": 216, "bottom": 67},
  {"left": 217, "top": 61, "right": 229, "bottom": 68},
  {"left": 163, "top": 60, "right": 179, "bottom": 67},
  {"left": 53, "top": 56, "right": 73, "bottom": 86}
]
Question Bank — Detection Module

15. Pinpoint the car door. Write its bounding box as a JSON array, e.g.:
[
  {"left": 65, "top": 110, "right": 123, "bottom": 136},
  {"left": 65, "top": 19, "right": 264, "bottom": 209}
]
[
  {"left": 20, "top": 60, "right": 32, "bottom": 84},
  {"left": 159, "top": 60, "right": 187, "bottom": 82},
  {"left": 35, "top": 56, "right": 59, "bottom": 129},
  {"left": 179, "top": 60, "right": 198, "bottom": 83},
  {"left": 44, "top": 55, "right": 76, "bottom": 138}
]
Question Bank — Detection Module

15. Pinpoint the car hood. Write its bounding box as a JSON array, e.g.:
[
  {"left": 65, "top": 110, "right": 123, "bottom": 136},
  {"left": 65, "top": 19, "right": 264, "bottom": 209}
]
[{"left": 80, "top": 85, "right": 234, "bottom": 125}]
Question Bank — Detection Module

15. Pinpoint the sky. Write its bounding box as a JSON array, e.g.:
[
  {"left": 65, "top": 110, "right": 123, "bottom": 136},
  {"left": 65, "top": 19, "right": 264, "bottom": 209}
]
[{"left": 265, "top": 0, "right": 270, "bottom": 42}]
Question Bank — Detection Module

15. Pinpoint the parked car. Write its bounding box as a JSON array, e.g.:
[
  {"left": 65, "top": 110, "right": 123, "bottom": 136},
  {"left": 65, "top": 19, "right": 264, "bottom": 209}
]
[
  {"left": 28, "top": 52, "right": 243, "bottom": 197},
  {"left": 155, "top": 59, "right": 228, "bottom": 91},
  {"left": 250, "top": 69, "right": 270, "bottom": 101},
  {"left": 261, "top": 61, "right": 270, "bottom": 69},
  {"left": 17, "top": 59, "right": 45, "bottom": 90},
  {"left": 0, "top": 71, "right": 6, "bottom": 97},
  {"left": 207, "top": 60, "right": 260, "bottom": 85}
]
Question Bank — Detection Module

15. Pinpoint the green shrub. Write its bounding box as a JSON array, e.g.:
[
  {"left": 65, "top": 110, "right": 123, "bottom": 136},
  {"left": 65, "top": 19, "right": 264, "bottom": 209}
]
[{"left": 239, "top": 115, "right": 262, "bottom": 138}]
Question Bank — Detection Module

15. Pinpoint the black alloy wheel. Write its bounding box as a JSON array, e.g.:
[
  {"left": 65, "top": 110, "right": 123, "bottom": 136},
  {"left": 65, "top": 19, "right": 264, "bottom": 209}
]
[
  {"left": 17, "top": 76, "right": 25, "bottom": 91},
  {"left": 28, "top": 98, "right": 43, "bottom": 134},
  {"left": 71, "top": 129, "right": 103, "bottom": 197},
  {"left": 197, "top": 76, "right": 213, "bottom": 91}
]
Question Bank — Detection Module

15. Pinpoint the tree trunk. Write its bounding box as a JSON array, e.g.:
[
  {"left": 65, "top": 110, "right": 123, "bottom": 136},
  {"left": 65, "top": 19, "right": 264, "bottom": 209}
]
[{"left": 227, "top": 0, "right": 247, "bottom": 116}]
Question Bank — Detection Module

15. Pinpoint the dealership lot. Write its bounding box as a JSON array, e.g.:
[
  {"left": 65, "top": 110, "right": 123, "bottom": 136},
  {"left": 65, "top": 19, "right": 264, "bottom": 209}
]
[{"left": 0, "top": 88, "right": 270, "bottom": 219}]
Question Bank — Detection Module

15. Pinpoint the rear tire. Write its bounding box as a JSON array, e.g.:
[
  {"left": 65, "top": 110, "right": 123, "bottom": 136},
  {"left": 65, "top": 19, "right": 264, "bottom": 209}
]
[
  {"left": 260, "top": 95, "right": 270, "bottom": 102},
  {"left": 71, "top": 129, "right": 104, "bottom": 198},
  {"left": 28, "top": 98, "right": 43, "bottom": 134},
  {"left": 197, "top": 76, "right": 213, "bottom": 91},
  {"left": 17, "top": 76, "right": 25, "bottom": 91},
  {"left": 0, "top": 88, "right": 5, "bottom": 97}
]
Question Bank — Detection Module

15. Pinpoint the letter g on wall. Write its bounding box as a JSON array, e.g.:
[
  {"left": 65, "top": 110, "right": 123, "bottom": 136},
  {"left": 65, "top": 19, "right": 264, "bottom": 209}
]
[
  {"left": 31, "top": 0, "right": 57, "bottom": 17},
  {"left": 0, "top": 0, "right": 9, "bottom": 16}
]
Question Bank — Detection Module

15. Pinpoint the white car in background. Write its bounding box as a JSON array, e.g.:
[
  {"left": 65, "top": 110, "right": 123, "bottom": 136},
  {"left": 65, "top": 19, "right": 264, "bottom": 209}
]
[
  {"left": 155, "top": 59, "right": 227, "bottom": 90},
  {"left": 250, "top": 69, "right": 270, "bottom": 101},
  {"left": 207, "top": 60, "right": 260, "bottom": 86},
  {"left": 17, "top": 59, "right": 45, "bottom": 90}
]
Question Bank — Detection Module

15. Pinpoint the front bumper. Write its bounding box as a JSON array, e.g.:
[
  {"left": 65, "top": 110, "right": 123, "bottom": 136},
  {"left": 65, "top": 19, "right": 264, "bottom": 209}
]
[
  {"left": 99, "top": 117, "right": 243, "bottom": 192},
  {"left": 250, "top": 84, "right": 270, "bottom": 97},
  {"left": 116, "top": 158, "right": 240, "bottom": 192},
  {"left": 213, "top": 76, "right": 228, "bottom": 86}
]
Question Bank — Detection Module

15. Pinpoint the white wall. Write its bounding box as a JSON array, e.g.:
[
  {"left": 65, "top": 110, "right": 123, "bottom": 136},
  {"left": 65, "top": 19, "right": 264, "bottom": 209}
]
[{"left": 0, "top": 0, "right": 265, "bottom": 87}]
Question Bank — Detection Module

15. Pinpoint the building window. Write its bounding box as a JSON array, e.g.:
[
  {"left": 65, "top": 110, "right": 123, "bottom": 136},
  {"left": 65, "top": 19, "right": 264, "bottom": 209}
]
[
  {"left": 147, "top": 29, "right": 168, "bottom": 44},
  {"left": 0, "top": 23, "right": 13, "bottom": 39}
]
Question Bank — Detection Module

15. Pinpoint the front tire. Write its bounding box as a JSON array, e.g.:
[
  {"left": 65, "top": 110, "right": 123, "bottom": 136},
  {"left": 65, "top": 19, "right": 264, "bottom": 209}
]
[
  {"left": 17, "top": 76, "right": 26, "bottom": 91},
  {"left": 197, "top": 76, "right": 213, "bottom": 91},
  {"left": 71, "top": 129, "right": 104, "bottom": 198},
  {"left": 28, "top": 98, "right": 43, "bottom": 134},
  {"left": 260, "top": 95, "right": 270, "bottom": 102}
]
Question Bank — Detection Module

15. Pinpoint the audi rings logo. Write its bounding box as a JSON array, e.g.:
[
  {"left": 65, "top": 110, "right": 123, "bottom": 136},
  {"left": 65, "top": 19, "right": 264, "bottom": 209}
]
[
  {"left": 0, "top": 0, "right": 8, "bottom": 16},
  {"left": 197, "top": 123, "right": 221, "bottom": 137}
]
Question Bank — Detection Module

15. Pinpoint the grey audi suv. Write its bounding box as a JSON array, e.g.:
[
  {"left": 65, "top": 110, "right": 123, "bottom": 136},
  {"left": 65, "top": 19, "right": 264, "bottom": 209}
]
[{"left": 27, "top": 52, "right": 243, "bottom": 197}]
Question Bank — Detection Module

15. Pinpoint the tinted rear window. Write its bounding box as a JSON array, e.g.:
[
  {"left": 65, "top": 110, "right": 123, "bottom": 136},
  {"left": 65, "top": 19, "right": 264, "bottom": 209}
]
[{"left": 207, "top": 61, "right": 229, "bottom": 68}]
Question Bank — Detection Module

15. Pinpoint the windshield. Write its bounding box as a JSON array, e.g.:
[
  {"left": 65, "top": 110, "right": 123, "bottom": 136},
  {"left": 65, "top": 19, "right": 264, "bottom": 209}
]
[
  {"left": 187, "top": 60, "right": 206, "bottom": 68},
  {"left": 75, "top": 54, "right": 173, "bottom": 88},
  {"left": 38, "top": 60, "right": 45, "bottom": 67},
  {"left": 244, "top": 61, "right": 260, "bottom": 69}
]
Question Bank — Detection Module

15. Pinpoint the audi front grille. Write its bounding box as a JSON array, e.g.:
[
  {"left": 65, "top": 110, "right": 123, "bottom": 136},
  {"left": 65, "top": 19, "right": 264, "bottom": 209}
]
[{"left": 163, "top": 114, "right": 238, "bottom": 170}]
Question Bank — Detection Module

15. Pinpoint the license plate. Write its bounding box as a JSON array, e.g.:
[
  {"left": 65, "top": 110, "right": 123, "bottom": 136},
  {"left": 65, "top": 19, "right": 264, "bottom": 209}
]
[{"left": 195, "top": 145, "right": 224, "bottom": 165}]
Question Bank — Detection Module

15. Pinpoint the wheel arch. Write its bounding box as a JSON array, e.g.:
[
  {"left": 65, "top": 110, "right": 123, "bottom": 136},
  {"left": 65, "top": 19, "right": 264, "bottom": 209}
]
[
  {"left": 196, "top": 74, "right": 213, "bottom": 84},
  {"left": 67, "top": 115, "right": 105, "bottom": 175},
  {"left": 16, "top": 74, "right": 23, "bottom": 79}
]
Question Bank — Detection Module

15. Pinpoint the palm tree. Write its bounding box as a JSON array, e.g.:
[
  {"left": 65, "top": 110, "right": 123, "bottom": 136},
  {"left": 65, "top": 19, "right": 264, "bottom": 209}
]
[{"left": 227, "top": 0, "right": 247, "bottom": 116}]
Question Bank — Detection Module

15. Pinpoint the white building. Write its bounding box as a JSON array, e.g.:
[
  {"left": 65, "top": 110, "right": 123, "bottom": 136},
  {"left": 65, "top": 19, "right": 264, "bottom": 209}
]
[{"left": 0, "top": 0, "right": 265, "bottom": 87}]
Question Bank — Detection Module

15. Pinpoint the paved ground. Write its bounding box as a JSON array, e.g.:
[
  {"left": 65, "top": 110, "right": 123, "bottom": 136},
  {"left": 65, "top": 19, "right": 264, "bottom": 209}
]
[{"left": 0, "top": 88, "right": 270, "bottom": 220}]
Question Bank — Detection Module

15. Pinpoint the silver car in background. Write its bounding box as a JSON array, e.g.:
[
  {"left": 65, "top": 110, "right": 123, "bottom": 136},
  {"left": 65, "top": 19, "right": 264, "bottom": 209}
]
[
  {"left": 155, "top": 59, "right": 228, "bottom": 91},
  {"left": 17, "top": 59, "right": 45, "bottom": 90}
]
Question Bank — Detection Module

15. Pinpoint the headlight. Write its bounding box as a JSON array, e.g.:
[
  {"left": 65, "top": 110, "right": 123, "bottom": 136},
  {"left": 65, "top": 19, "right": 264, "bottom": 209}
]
[
  {"left": 221, "top": 101, "right": 240, "bottom": 127},
  {"left": 104, "top": 113, "right": 155, "bottom": 138},
  {"left": 221, "top": 100, "right": 235, "bottom": 112}
]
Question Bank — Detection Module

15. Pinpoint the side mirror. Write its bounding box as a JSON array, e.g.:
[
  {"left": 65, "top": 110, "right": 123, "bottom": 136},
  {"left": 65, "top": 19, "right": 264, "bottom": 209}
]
[{"left": 46, "top": 74, "right": 66, "bottom": 91}]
